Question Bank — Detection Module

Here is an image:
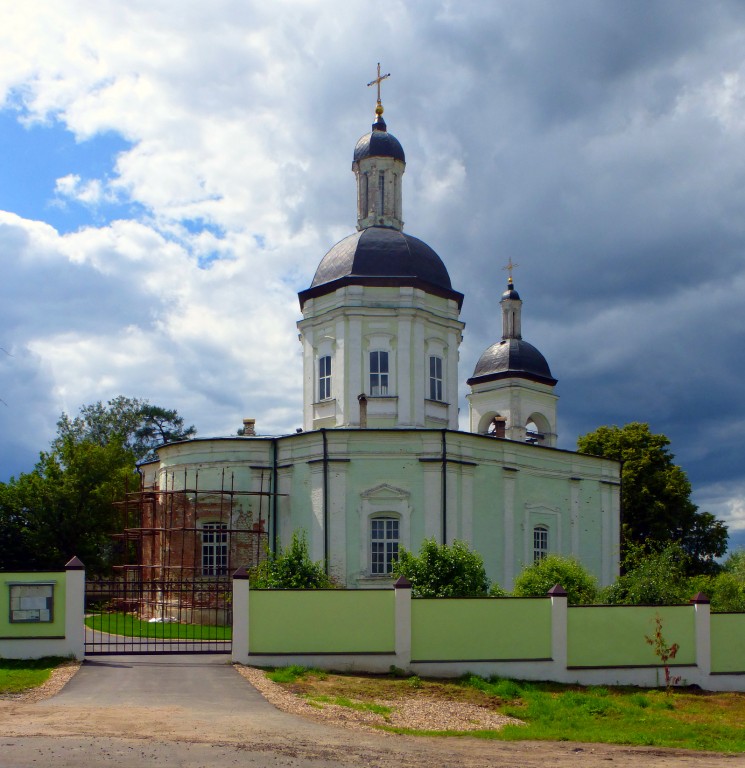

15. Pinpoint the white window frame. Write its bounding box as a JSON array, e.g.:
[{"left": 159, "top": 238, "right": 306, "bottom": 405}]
[
  {"left": 369, "top": 350, "right": 389, "bottom": 396},
  {"left": 429, "top": 354, "right": 443, "bottom": 402},
  {"left": 533, "top": 524, "right": 549, "bottom": 563},
  {"left": 318, "top": 354, "right": 332, "bottom": 401},
  {"left": 370, "top": 516, "right": 399, "bottom": 575},
  {"left": 201, "top": 521, "right": 229, "bottom": 577}
]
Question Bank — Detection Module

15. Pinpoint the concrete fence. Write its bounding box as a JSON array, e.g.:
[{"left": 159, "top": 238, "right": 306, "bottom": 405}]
[
  {"left": 0, "top": 557, "right": 85, "bottom": 660},
  {"left": 231, "top": 574, "right": 745, "bottom": 692}
]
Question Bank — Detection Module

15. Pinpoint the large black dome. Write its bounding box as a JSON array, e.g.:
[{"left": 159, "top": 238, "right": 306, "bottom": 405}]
[
  {"left": 298, "top": 227, "right": 462, "bottom": 308},
  {"left": 467, "top": 339, "right": 556, "bottom": 386}
]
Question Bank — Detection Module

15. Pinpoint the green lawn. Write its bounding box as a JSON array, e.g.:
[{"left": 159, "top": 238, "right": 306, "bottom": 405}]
[
  {"left": 265, "top": 667, "right": 745, "bottom": 752},
  {"left": 85, "top": 612, "right": 231, "bottom": 640},
  {"left": 0, "top": 657, "right": 66, "bottom": 694}
]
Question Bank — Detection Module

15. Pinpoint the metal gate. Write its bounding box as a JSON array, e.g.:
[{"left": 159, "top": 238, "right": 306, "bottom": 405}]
[{"left": 85, "top": 577, "right": 232, "bottom": 655}]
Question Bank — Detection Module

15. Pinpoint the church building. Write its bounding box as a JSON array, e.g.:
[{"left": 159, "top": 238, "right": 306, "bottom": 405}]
[{"left": 139, "top": 78, "right": 621, "bottom": 591}]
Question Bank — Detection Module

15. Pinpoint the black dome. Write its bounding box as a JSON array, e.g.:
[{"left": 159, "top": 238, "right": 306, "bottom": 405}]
[
  {"left": 354, "top": 127, "right": 405, "bottom": 163},
  {"left": 467, "top": 339, "right": 556, "bottom": 386},
  {"left": 299, "top": 227, "right": 462, "bottom": 308}
]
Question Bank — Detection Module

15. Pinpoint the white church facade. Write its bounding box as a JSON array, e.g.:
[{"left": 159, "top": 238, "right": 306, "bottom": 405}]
[{"left": 140, "top": 89, "right": 621, "bottom": 591}]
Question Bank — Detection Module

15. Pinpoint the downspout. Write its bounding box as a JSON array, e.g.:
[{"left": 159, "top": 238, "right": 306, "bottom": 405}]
[
  {"left": 321, "top": 428, "right": 330, "bottom": 574},
  {"left": 441, "top": 429, "right": 447, "bottom": 545},
  {"left": 271, "top": 437, "right": 278, "bottom": 555}
]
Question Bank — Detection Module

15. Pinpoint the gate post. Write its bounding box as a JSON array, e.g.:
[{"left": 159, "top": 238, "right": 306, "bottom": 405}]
[
  {"left": 394, "top": 576, "right": 412, "bottom": 672},
  {"left": 548, "top": 584, "right": 568, "bottom": 681},
  {"left": 232, "top": 566, "right": 250, "bottom": 664},
  {"left": 692, "top": 592, "right": 711, "bottom": 686},
  {"left": 65, "top": 556, "right": 85, "bottom": 660}
]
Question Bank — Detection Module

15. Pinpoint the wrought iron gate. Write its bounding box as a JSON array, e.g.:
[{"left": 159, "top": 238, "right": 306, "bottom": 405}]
[{"left": 85, "top": 577, "right": 232, "bottom": 655}]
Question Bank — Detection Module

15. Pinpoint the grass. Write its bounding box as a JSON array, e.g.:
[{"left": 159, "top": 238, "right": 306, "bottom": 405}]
[
  {"left": 261, "top": 666, "right": 745, "bottom": 752},
  {"left": 0, "top": 657, "right": 67, "bottom": 694},
  {"left": 85, "top": 611, "right": 231, "bottom": 640}
]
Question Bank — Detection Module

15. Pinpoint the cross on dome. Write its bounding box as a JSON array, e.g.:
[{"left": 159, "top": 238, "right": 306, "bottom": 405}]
[{"left": 367, "top": 62, "right": 391, "bottom": 115}]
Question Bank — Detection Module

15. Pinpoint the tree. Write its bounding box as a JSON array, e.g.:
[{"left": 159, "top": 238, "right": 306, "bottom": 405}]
[
  {"left": 0, "top": 437, "right": 134, "bottom": 572},
  {"left": 512, "top": 555, "right": 598, "bottom": 605},
  {"left": 392, "top": 539, "right": 491, "bottom": 597},
  {"left": 56, "top": 396, "right": 196, "bottom": 461},
  {"left": 250, "top": 532, "right": 333, "bottom": 589},
  {"left": 576, "top": 422, "right": 727, "bottom": 572},
  {"left": 0, "top": 396, "right": 196, "bottom": 571},
  {"left": 601, "top": 543, "right": 691, "bottom": 606}
]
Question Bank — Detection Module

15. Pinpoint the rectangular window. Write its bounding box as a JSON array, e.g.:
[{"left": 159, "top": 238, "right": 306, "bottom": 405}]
[
  {"left": 429, "top": 355, "right": 443, "bottom": 401},
  {"left": 361, "top": 173, "right": 368, "bottom": 218},
  {"left": 533, "top": 526, "right": 548, "bottom": 563},
  {"left": 369, "top": 350, "right": 389, "bottom": 396},
  {"left": 378, "top": 171, "right": 385, "bottom": 215},
  {"left": 318, "top": 354, "right": 332, "bottom": 400},
  {"left": 371, "top": 517, "right": 399, "bottom": 575},
  {"left": 202, "top": 522, "right": 229, "bottom": 576}
]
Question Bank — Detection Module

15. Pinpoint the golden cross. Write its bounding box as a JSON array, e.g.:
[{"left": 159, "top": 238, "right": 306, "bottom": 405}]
[
  {"left": 367, "top": 62, "right": 390, "bottom": 104},
  {"left": 502, "top": 258, "right": 519, "bottom": 281}
]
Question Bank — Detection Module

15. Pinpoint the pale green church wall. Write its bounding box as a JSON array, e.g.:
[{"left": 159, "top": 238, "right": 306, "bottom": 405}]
[
  {"left": 711, "top": 614, "right": 745, "bottom": 673},
  {"left": 156, "top": 427, "right": 619, "bottom": 590},
  {"left": 248, "top": 589, "right": 394, "bottom": 653},
  {"left": 567, "top": 606, "right": 696, "bottom": 667},
  {"left": 411, "top": 597, "right": 551, "bottom": 661}
]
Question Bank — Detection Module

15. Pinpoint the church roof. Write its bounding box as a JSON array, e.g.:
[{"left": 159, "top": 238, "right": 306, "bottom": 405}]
[
  {"left": 353, "top": 116, "right": 405, "bottom": 163},
  {"left": 298, "top": 226, "right": 463, "bottom": 308},
  {"left": 467, "top": 338, "right": 557, "bottom": 386}
]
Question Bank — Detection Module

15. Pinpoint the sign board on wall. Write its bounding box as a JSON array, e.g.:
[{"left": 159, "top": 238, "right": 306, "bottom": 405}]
[{"left": 8, "top": 583, "right": 55, "bottom": 623}]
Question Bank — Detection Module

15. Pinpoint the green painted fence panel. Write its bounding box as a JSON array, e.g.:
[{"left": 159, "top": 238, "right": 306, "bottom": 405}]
[
  {"left": 0, "top": 572, "right": 66, "bottom": 638},
  {"left": 711, "top": 614, "right": 745, "bottom": 673},
  {"left": 411, "top": 598, "right": 551, "bottom": 661},
  {"left": 567, "top": 605, "right": 695, "bottom": 667},
  {"left": 249, "top": 589, "right": 394, "bottom": 654}
]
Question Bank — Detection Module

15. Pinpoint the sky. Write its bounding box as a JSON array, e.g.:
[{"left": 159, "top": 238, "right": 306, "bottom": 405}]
[{"left": 1, "top": 1, "right": 744, "bottom": 549}]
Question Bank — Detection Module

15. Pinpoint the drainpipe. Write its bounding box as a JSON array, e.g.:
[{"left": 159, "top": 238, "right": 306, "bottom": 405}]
[
  {"left": 321, "top": 428, "right": 330, "bottom": 574},
  {"left": 271, "top": 437, "right": 278, "bottom": 555},
  {"left": 441, "top": 429, "right": 447, "bottom": 545}
]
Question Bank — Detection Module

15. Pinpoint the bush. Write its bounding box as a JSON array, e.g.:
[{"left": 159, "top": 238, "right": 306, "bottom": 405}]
[
  {"left": 250, "top": 531, "right": 333, "bottom": 589},
  {"left": 392, "top": 539, "right": 491, "bottom": 597},
  {"left": 601, "top": 543, "right": 690, "bottom": 605},
  {"left": 512, "top": 555, "right": 598, "bottom": 605}
]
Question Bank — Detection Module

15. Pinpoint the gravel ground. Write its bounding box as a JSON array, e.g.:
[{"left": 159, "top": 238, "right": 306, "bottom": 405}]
[{"left": 235, "top": 664, "right": 523, "bottom": 733}]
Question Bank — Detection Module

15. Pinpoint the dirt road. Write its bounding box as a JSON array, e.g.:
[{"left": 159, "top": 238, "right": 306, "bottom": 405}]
[{"left": 0, "top": 656, "right": 741, "bottom": 768}]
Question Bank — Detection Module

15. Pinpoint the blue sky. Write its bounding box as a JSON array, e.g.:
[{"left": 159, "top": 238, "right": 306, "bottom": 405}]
[{"left": 1, "top": 0, "right": 744, "bottom": 550}]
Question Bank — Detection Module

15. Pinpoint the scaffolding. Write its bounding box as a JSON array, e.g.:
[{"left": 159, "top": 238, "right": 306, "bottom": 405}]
[{"left": 102, "top": 467, "right": 278, "bottom": 625}]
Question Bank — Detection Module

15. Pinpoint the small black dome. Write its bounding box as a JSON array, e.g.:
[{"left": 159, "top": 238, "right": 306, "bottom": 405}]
[
  {"left": 467, "top": 339, "right": 556, "bottom": 386},
  {"left": 502, "top": 286, "right": 521, "bottom": 300},
  {"left": 298, "top": 227, "right": 462, "bottom": 308},
  {"left": 353, "top": 123, "right": 405, "bottom": 163}
]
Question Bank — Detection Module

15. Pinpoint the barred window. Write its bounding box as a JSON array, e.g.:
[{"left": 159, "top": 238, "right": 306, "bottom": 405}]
[
  {"left": 371, "top": 517, "right": 399, "bottom": 575},
  {"left": 202, "top": 522, "right": 229, "bottom": 576}
]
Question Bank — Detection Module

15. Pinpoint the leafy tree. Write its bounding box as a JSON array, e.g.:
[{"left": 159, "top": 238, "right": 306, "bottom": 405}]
[
  {"left": 600, "top": 543, "right": 691, "bottom": 605},
  {"left": 0, "top": 396, "right": 195, "bottom": 571},
  {"left": 512, "top": 555, "right": 597, "bottom": 605},
  {"left": 250, "top": 532, "right": 333, "bottom": 589},
  {"left": 0, "top": 437, "right": 134, "bottom": 572},
  {"left": 577, "top": 422, "right": 727, "bottom": 572},
  {"left": 392, "top": 539, "right": 491, "bottom": 597},
  {"left": 56, "top": 396, "right": 196, "bottom": 461}
]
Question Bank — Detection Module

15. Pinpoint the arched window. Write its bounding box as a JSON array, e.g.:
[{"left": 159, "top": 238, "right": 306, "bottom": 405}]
[
  {"left": 202, "top": 522, "right": 229, "bottom": 576},
  {"left": 533, "top": 525, "right": 548, "bottom": 563},
  {"left": 371, "top": 516, "right": 399, "bottom": 575}
]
